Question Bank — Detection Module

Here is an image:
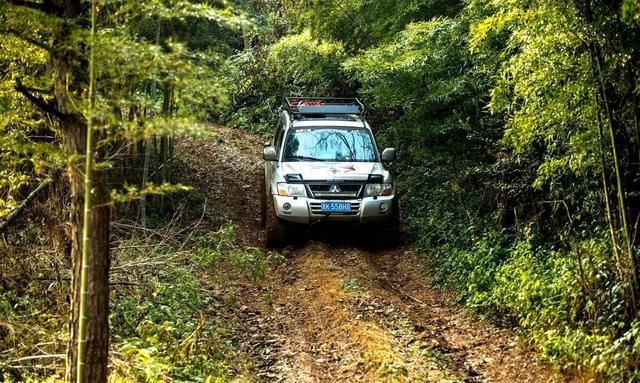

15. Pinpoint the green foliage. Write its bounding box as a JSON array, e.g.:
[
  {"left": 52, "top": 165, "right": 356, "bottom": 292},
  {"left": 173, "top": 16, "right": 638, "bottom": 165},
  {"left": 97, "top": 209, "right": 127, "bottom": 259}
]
[
  {"left": 196, "top": 224, "right": 282, "bottom": 282},
  {"left": 86, "top": 23, "right": 228, "bottom": 137},
  {"left": 1, "top": 0, "right": 251, "bottom": 381},
  {"left": 483, "top": 232, "right": 638, "bottom": 380},
  {"left": 345, "top": 18, "right": 471, "bottom": 114},
  {"left": 217, "top": 29, "right": 347, "bottom": 136},
  {"left": 215, "top": 50, "right": 278, "bottom": 136},
  {"left": 0, "top": 220, "right": 72, "bottom": 381},
  {"left": 110, "top": 267, "right": 238, "bottom": 382},
  {"left": 622, "top": 0, "right": 640, "bottom": 25},
  {"left": 471, "top": 1, "right": 601, "bottom": 189},
  {"left": 0, "top": 220, "right": 266, "bottom": 381},
  {"left": 286, "top": 0, "right": 463, "bottom": 52},
  {"left": 0, "top": 0, "right": 242, "bottom": 222},
  {"left": 266, "top": 30, "right": 346, "bottom": 96},
  {"left": 0, "top": 8, "right": 62, "bottom": 218},
  {"left": 342, "top": 278, "right": 369, "bottom": 297},
  {"left": 343, "top": 15, "right": 490, "bottom": 173},
  {"left": 110, "top": 182, "right": 192, "bottom": 204}
]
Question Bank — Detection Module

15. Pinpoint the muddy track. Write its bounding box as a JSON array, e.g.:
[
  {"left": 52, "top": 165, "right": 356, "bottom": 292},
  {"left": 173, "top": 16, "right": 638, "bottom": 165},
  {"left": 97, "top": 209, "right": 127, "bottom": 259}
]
[{"left": 177, "top": 126, "right": 568, "bottom": 383}]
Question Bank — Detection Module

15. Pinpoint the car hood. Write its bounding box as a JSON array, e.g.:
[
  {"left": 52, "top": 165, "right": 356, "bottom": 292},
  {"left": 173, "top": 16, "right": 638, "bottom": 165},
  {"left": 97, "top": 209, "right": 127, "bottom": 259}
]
[{"left": 281, "top": 162, "right": 384, "bottom": 181}]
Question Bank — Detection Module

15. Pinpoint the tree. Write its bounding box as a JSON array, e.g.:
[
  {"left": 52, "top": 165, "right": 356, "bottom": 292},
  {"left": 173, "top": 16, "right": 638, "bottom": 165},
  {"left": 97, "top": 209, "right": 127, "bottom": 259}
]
[
  {"left": 0, "top": 1, "right": 111, "bottom": 380},
  {"left": 1, "top": 1, "right": 239, "bottom": 380}
]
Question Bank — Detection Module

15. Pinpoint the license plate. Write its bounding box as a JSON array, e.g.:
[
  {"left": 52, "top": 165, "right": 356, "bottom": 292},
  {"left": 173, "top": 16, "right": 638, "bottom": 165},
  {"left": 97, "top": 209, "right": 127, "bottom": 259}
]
[{"left": 320, "top": 201, "right": 352, "bottom": 213}]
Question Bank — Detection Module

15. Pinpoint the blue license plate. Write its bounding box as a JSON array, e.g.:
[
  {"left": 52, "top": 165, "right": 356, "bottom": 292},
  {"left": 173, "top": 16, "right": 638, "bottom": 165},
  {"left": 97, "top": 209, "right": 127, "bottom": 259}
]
[{"left": 321, "top": 201, "right": 352, "bottom": 213}]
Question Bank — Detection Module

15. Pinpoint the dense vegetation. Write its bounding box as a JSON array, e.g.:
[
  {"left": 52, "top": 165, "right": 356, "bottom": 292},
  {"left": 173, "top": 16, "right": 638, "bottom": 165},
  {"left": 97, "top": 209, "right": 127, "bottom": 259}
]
[{"left": 2, "top": 0, "right": 640, "bottom": 381}]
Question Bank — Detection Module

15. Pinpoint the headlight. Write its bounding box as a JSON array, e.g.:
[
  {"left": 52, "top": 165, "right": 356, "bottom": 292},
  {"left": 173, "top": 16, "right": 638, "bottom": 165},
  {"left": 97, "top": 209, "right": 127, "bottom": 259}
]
[
  {"left": 365, "top": 183, "right": 393, "bottom": 197},
  {"left": 277, "top": 183, "right": 306, "bottom": 197}
]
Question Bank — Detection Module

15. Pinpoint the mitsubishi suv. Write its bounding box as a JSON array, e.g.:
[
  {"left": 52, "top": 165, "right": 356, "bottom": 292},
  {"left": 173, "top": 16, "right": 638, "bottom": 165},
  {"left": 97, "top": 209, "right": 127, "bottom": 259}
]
[{"left": 261, "top": 97, "right": 399, "bottom": 247}]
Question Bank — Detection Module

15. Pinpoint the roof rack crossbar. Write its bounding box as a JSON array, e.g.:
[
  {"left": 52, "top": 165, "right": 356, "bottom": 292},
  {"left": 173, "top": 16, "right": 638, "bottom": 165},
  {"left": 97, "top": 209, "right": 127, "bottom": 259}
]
[{"left": 286, "top": 97, "right": 364, "bottom": 117}]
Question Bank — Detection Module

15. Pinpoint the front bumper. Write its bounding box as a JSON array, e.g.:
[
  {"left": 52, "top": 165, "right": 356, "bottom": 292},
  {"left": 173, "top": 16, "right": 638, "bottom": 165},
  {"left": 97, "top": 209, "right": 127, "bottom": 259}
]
[{"left": 272, "top": 195, "right": 396, "bottom": 224}]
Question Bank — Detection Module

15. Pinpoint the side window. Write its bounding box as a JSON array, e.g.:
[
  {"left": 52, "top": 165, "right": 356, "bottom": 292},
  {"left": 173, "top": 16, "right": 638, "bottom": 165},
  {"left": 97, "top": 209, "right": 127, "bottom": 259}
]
[
  {"left": 272, "top": 127, "right": 280, "bottom": 147},
  {"left": 275, "top": 130, "right": 284, "bottom": 151}
]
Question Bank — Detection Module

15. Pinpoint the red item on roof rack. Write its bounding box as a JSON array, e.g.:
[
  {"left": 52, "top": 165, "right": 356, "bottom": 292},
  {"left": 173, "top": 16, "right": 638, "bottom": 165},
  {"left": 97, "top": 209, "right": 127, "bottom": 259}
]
[
  {"left": 297, "top": 100, "right": 325, "bottom": 106},
  {"left": 286, "top": 97, "right": 364, "bottom": 116}
]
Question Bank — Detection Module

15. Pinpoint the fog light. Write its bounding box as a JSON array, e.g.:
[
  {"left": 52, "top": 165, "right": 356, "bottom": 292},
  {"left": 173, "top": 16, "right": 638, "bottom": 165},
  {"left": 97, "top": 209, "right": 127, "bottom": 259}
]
[
  {"left": 379, "top": 202, "right": 389, "bottom": 212},
  {"left": 283, "top": 202, "right": 292, "bottom": 211}
]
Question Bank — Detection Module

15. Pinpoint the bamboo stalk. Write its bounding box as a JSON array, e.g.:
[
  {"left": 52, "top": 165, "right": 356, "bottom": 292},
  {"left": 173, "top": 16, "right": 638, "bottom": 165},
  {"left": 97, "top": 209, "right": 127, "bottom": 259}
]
[
  {"left": 589, "top": 44, "right": 625, "bottom": 282},
  {"left": 76, "top": 0, "right": 97, "bottom": 380},
  {"left": 585, "top": 0, "right": 638, "bottom": 314},
  {"left": 594, "top": 52, "right": 639, "bottom": 308}
]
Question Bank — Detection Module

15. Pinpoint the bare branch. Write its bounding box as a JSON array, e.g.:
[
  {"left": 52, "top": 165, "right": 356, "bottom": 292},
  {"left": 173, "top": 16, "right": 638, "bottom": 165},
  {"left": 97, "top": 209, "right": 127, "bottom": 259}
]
[
  {"left": 7, "top": 0, "right": 62, "bottom": 15},
  {"left": 0, "top": 177, "right": 51, "bottom": 232},
  {"left": 14, "top": 78, "right": 67, "bottom": 120},
  {"left": 8, "top": 354, "right": 65, "bottom": 363},
  {"left": 18, "top": 84, "right": 53, "bottom": 95}
]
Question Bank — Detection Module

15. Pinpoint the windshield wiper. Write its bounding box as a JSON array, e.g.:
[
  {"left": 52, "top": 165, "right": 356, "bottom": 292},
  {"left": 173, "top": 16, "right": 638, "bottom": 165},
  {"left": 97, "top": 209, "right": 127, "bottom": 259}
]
[{"left": 287, "top": 155, "right": 328, "bottom": 162}]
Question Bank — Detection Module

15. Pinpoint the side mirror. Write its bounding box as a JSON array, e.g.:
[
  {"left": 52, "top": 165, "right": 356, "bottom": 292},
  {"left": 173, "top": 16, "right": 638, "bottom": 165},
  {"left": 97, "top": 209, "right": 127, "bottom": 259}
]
[
  {"left": 263, "top": 146, "right": 277, "bottom": 161},
  {"left": 381, "top": 148, "right": 396, "bottom": 162}
]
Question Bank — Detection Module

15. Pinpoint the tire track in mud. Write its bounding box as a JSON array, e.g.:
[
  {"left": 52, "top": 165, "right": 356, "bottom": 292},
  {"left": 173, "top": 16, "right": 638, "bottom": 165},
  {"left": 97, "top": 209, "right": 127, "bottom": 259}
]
[
  {"left": 259, "top": 242, "right": 462, "bottom": 382},
  {"left": 177, "top": 126, "right": 570, "bottom": 383},
  {"left": 248, "top": 241, "right": 565, "bottom": 383},
  {"left": 325, "top": 244, "right": 564, "bottom": 383}
]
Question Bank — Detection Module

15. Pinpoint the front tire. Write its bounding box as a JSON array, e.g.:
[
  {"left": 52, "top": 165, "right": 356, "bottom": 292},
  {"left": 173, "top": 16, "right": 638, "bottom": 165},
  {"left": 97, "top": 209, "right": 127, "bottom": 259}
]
[
  {"left": 376, "top": 201, "right": 400, "bottom": 248},
  {"left": 265, "top": 194, "right": 287, "bottom": 248}
]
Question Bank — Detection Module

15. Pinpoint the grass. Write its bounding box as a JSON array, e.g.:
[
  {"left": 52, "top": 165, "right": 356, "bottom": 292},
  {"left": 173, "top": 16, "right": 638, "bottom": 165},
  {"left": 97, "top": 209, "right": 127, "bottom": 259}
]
[
  {"left": 109, "top": 222, "right": 271, "bottom": 382},
  {"left": 342, "top": 278, "right": 370, "bottom": 297},
  {"left": 0, "top": 220, "right": 69, "bottom": 382},
  {"left": 231, "top": 139, "right": 254, "bottom": 152}
]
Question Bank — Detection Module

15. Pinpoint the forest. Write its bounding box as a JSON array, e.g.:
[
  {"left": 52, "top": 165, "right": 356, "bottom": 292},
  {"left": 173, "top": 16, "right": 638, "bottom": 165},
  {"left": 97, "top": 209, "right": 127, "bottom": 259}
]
[{"left": 2, "top": 0, "right": 640, "bottom": 382}]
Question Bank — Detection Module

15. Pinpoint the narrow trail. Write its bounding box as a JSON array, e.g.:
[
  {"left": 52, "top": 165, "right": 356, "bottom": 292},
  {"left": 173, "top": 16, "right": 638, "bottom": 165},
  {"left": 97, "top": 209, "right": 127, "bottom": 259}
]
[{"left": 176, "top": 126, "right": 569, "bottom": 383}]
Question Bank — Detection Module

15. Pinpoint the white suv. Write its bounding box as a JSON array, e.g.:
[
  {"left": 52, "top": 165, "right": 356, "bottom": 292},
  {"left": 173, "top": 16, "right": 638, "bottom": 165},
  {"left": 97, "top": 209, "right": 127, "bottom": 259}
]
[{"left": 261, "top": 97, "right": 399, "bottom": 247}]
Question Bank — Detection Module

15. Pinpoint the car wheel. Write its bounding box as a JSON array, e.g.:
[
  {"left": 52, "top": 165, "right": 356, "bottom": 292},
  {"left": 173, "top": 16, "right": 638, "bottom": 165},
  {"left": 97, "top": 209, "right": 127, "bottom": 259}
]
[
  {"left": 377, "top": 200, "right": 400, "bottom": 248},
  {"left": 265, "top": 194, "right": 287, "bottom": 248}
]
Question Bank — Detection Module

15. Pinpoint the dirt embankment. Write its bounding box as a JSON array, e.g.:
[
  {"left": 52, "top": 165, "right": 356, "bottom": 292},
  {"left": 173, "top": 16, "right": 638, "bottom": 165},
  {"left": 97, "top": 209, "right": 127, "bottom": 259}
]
[{"left": 177, "top": 126, "right": 569, "bottom": 383}]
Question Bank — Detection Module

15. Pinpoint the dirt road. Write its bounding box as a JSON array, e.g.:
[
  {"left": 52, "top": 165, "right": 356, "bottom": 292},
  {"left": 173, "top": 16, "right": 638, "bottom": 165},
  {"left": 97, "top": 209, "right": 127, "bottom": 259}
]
[{"left": 176, "top": 126, "right": 567, "bottom": 383}]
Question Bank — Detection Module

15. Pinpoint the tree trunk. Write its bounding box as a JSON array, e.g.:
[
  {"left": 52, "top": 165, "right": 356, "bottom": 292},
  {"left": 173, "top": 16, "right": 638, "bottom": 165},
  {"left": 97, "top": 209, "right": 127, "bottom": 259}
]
[
  {"left": 48, "top": 1, "right": 110, "bottom": 382},
  {"left": 159, "top": 82, "right": 173, "bottom": 212},
  {"left": 65, "top": 162, "right": 110, "bottom": 383},
  {"left": 141, "top": 21, "right": 161, "bottom": 226}
]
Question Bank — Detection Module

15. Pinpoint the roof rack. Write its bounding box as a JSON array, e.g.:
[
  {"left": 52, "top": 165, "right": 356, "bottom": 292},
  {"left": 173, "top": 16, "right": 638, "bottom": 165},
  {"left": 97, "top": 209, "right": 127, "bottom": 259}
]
[{"left": 286, "top": 97, "right": 364, "bottom": 118}]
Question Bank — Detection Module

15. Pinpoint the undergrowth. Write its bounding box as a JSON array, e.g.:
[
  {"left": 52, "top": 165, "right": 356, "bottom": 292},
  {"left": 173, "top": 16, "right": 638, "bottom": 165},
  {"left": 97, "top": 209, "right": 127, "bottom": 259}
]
[
  {"left": 1, "top": 216, "right": 272, "bottom": 382},
  {"left": 409, "top": 197, "right": 640, "bottom": 381}
]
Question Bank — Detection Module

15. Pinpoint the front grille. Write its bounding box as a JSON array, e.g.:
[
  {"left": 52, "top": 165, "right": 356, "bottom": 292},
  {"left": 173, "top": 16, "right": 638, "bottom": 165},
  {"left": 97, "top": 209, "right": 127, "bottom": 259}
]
[
  {"left": 310, "top": 202, "right": 361, "bottom": 215},
  {"left": 308, "top": 183, "right": 362, "bottom": 199}
]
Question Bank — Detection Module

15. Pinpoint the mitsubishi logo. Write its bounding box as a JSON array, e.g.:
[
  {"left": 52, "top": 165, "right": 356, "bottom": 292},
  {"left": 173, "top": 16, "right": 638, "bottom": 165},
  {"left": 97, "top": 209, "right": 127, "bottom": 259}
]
[{"left": 329, "top": 185, "right": 341, "bottom": 193}]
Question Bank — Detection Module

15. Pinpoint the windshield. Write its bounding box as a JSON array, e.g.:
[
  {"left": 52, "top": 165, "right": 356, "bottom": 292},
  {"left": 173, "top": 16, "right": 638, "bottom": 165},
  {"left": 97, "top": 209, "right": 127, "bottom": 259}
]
[{"left": 282, "top": 127, "right": 378, "bottom": 162}]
